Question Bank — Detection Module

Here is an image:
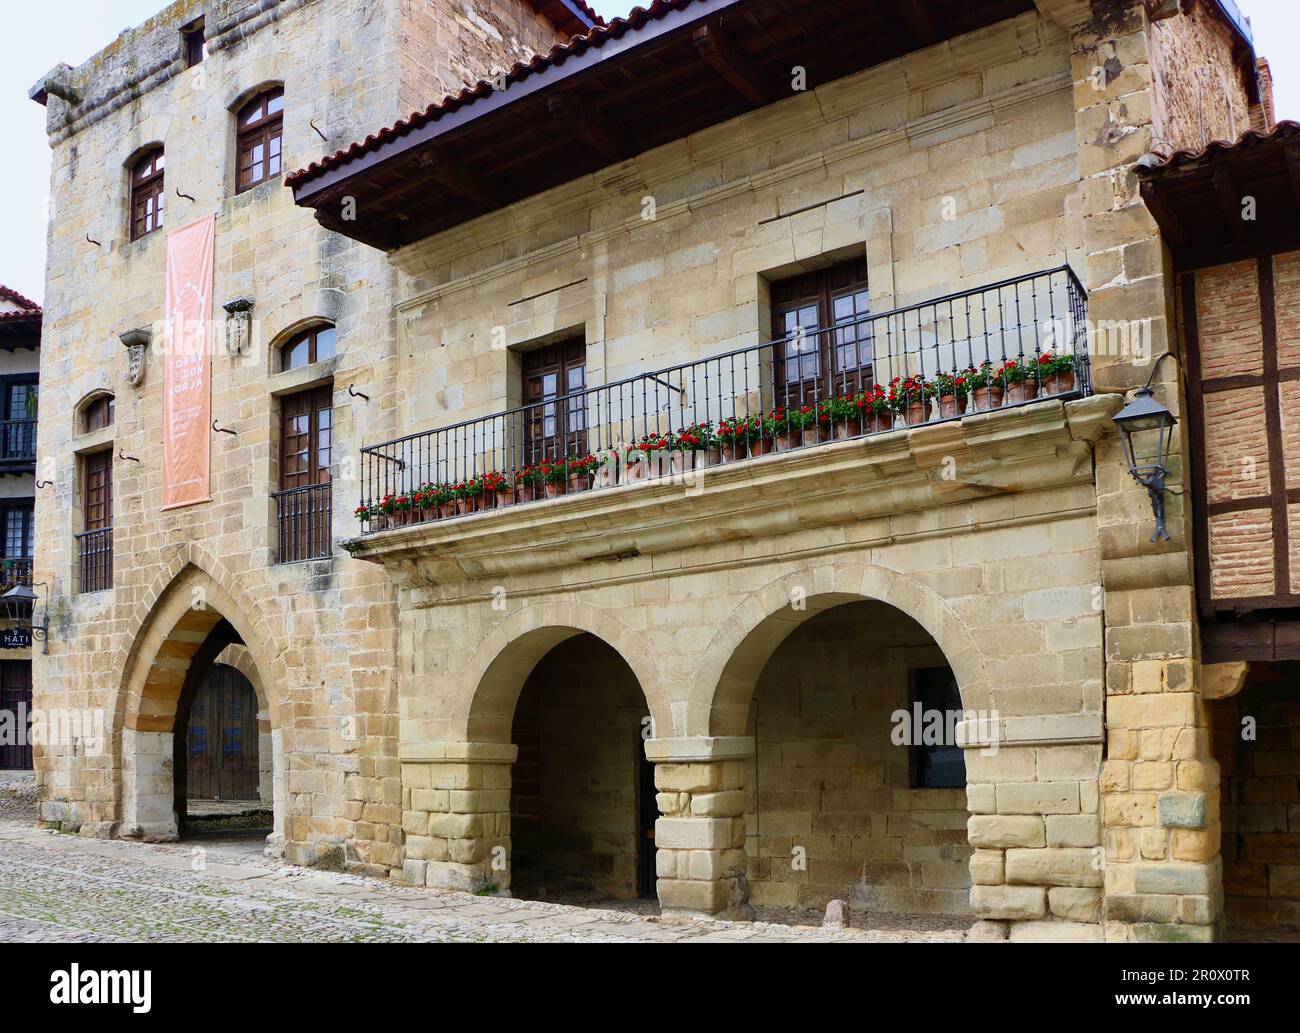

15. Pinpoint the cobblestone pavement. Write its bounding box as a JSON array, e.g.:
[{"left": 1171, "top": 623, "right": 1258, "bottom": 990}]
[{"left": 0, "top": 772, "right": 965, "bottom": 944}]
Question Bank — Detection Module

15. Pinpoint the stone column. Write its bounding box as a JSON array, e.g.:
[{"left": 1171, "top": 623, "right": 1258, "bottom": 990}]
[
  {"left": 1041, "top": 0, "right": 1224, "bottom": 940},
  {"left": 646, "top": 736, "right": 753, "bottom": 919},
  {"left": 399, "top": 741, "right": 515, "bottom": 893},
  {"left": 120, "top": 727, "right": 178, "bottom": 842}
]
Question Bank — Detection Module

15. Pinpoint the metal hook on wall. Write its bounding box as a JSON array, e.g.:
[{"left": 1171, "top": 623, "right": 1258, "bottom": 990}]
[
  {"left": 119, "top": 449, "right": 140, "bottom": 463},
  {"left": 36, "top": 479, "right": 53, "bottom": 490},
  {"left": 309, "top": 118, "right": 327, "bottom": 142},
  {"left": 212, "top": 420, "right": 237, "bottom": 436},
  {"left": 85, "top": 234, "right": 102, "bottom": 247},
  {"left": 348, "top": 385, "right": 370, "bottom": 402},
  {"left": 176, "top": 187, "right": 196, "bottom": 202}
]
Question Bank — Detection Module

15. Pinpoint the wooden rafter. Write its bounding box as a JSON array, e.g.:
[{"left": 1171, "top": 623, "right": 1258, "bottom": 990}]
[
  {"left": 1213, "top": 167, "right": 1250, "bottom": 244},
  {"left": 692, "top": 24, "right": 768, "bottom": 107},
  {"left": 422, "top": 151, "right": 502, "bottom": 210},
  {"left": 546, "top": 94, "right": 628, "bottom": 165},
  {"left": 890, "top": 0, "right": 939, "bottom": 47}
]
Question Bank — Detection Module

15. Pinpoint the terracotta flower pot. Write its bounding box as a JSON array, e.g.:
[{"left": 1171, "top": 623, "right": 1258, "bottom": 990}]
[
  {"left": 801, "top": 425, "right": 829, "bottom": 448},
  {"left": 568, "top": 473, "right": 590, "bottom": 494},
  {"left": 495, "top": 489, "right": 516, "bottom": 509},
  {"left": 720, "top": 442, "right": 744, "bottom": 463},
  {"left": 373, "top": 513, "right": 389, "bottom": 530},
  {"left": 701, "top": 446, "right": 722, "bottom": 467},
  {"left": 624, "top": 460, "right": 647, "bottom": 482},
  {"left": 1043, "top": 371, "right": 1076, "bottom": 396},
  {"left": 544, "top": 480, "right": 566, "bottom": 498},
  {"left": 970, "top": 386, "right": 1004, "bottom": 412},
  {"left": 868, "top": 412, "right": 895, "bottom": 434},
  {"left": 517, "top": 484, "right": 538, "bottom": 503},
  {"left": 595, "top": 464, "right": 618, "bottom": 488},
  {"left": 905, "top": 401, "right": 932, "bottom": 426},
  {"left": 839, "top": 418, "right": 864, "bottom": 439},
  {"left": 750, "top": 436, "right": 774, "bottom": 457},
  {"left": 1005, "top": 380, "right": 1039, "bottom": 404},
  {"left": 938, "top": 394, "right": 967, "bottom": 420},
  {"left": 775, "top": 430, "right": 798, "bottom": 452},
  {"left": 455, "top": 498, "right": 472, "bottom": 516}
]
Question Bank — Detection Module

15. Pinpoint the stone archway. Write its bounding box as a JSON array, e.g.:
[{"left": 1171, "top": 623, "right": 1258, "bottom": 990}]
[
  {"left": 114, "top": 559, "right": 284, "bottom": 844},
  {"left": 402, "top": 619, "right": 660, "bottom": 899}
]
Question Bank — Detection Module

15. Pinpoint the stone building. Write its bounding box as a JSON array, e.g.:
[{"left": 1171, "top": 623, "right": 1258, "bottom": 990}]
[
  {"left": 0, "top": 286, "right": 41, "bottom": 771},
  {"left": 28, "top": 0, "right": 1292, "bottom": 942}
]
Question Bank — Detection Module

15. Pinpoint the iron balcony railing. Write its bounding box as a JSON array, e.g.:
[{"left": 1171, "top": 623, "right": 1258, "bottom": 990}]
[
  {"left": 273, "top": 483, "right": 333, "bottom": 563},
  {"left": 76, "top": 527, "right": 113, "bottom": 593},
  {"left": 0, "top": 419, "right": 36, "bottom": 463},
  {"left": 358, "top": 266, "right": 1089, "bottom": 533},
  {"left": 0, "top": 556, "right": 33, "bottom": 590}
]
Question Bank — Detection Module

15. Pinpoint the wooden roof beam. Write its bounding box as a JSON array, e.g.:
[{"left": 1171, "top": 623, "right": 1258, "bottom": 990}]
[
  {"left": 416, "top": 151, "right": 502, "bottom": 210},
  {"left": 1139, "top": 178, "right": 1186, "bottom": 247},
  {"left": 692, "top": 24, "right": 769, "bottom": 107},
  {"left": 546, "top": 94, "right": 629, "bottom": 165},
  {"left": 1213, "top": 167, "right": 1251, "bottom": 244},
  {"left": 891, "top": 0, "right": 939, "bottom": 48}
]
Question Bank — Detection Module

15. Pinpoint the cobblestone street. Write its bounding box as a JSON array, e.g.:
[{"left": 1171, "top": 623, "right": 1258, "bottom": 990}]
[{"left": 0, "top": 774, "right": 963, "bottom": 944}]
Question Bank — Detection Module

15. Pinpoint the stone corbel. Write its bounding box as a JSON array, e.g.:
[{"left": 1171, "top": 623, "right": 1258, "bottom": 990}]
[
  {"left": 223, "top": 297, "right": 254, "bottom": 357},
  {"left": 119, "top": 327, "right": 151, "bottom": 388},
  {"left": 1200, "top": 660, "right": 1249, "bottom": 700}
]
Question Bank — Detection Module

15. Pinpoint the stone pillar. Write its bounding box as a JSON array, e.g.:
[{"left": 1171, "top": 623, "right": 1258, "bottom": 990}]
[
  {"left": 120, "top": 727, "right": 178, "bottom": 842},
  {"left": 398, "top": 741, "right": 515, "bottom": 893},
  {"left": 963, "top": 717, "right": 1105, "bottom": 941},
  {"left": 646, "top": 736, "right": 753, "bottom": 919},
  {"left": 1042, "top": 0, "right": 1224, "bottom": 940}
]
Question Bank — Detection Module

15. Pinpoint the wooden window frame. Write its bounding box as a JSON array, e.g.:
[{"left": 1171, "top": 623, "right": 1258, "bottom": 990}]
[
  {"left": 770, "top": 259, "right": 873, "bottom": 406},
  {"left": 280, "top": 324, "right": 336, "bottom": 372},
  {"left": 130, "top": 147, "right": 165, "bottom": 242},
  {"left": 520, "top": 340, "right": 587, "bottom": 464},
  {"left": 236, "top": 88, "right": 284, "bottom": 194},
  {"left": 82, "top": 449, "right": 114, "bottom": 532},
  {"left": 81, "top": 394, "right": 115, "bottom": 435}
]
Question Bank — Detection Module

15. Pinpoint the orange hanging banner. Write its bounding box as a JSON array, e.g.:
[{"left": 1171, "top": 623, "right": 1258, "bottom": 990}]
[{"left": 162, "top": 214, "right": 215, "bottom": 510}]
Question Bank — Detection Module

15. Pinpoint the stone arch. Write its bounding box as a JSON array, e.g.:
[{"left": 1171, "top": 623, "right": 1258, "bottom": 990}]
[
  {"left": 699, "top": 560, "right": 990, "bottom": 736},
  {"left": 452, "top": 601, "right": 669, "bottom": 745},
  {"left": 112, "top": 546, "right": 286, "bottom": 840}
]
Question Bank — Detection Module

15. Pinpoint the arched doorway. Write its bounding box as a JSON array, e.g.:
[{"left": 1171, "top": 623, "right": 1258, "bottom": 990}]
[
  {"left": 713, "top": 593, "right": 978, "bottom": 926},
  {"left": 508, "top": 633, "right": 654, "bottom": 902},
  {"left": 117, "top": 564, "right": 283, "bottom": 850}
]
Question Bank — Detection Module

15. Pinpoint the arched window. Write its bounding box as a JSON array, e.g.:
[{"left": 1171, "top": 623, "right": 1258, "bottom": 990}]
[
  {"left": 130, "top": 147, "right": 165, "bottom": 241},
  {"left": 80, "top": 393, "right": 115, "bottom": 434},
  {"left": 236, "top": 87, "right": 284, "bottom": 192},
  {"left": 280, "top": 324, "right": 336, "bottom": 371}
]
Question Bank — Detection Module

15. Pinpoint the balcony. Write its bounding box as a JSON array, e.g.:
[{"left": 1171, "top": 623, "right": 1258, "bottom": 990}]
[
  {"left": 273, "top": 483, "right": 333, "bottom": 563},
  {"left": 0, "top": 556, "right": 32, "bottom": 591},
  {"left": 0, "top": 418, "right": 36, "bottom": 470},
  {"left": 76, "top": 527, "right": 112, "bottom": 594},
  {"left": 355, "top": 268, "right": 1091, "bottom": 549}
]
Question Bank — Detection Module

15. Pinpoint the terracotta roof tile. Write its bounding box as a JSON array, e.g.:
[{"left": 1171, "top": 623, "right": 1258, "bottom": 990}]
[
  {"left": 0, "top": 285, "right": 41, "bottom": 313},
  {"left": 286, "top": 0, "right": 697, "bottom": 189},
  {"left": 1138, "top": 120, "right": 1300, "bottom": 175}
]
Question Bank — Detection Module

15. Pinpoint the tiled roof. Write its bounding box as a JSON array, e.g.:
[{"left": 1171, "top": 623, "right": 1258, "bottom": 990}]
[
  {"left": 1138, "top": 120, "right": 1300, "bottom": 174},
  {"left": 0, "top": 284, "right": 42, "bottom": 322},
  {"left": 286, "top": 0, "right": 697, "bottom": 189}
]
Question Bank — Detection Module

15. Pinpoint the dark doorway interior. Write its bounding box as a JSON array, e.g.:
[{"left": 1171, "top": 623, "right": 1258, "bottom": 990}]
[
  {"left": 0, "top": 659, "right": 32, "bottom": 770},
  {"left": 186, "top": 662, "right": 260, "bottom": 802}
]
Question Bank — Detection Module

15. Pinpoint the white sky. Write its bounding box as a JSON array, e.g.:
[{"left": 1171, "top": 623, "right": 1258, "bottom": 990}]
[{"left": 1, "top": 0, "right": 1296, "bottom": 303}]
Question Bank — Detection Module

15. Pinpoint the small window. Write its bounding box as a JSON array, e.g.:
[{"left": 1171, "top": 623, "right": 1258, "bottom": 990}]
[
  {"left": 130, "top": 148, "right": 165, "bottom": 241},
  {"left": 182, "top": 17, "right": 206, "bottom": 68},
  {"left": 82, "top": 395, "right": 115, "bottom": 434},
  {"left": 280, "top": 325, "right": 336, "bottom": 371},
  {"left": 910, "top": 666, "right": 967, "bottom": 789},
  {"left": 236, "top": 87, "right": 284, "bottom": 193}
]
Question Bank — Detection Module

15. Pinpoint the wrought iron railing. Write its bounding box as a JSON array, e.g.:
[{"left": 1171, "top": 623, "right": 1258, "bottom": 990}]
[
  {"left": 76, "top": 527, "right": 113, "bottom": 593},
  {"left": 0, "top": 557, "right": 33, "bottom": 589},
  {"left": 358, "top": 267, "right": 1089, "bottom": 533},
  {"left": 273, "top": 483, "right": 333, "bottom": 563},
  {"left": 0, "top": 419, "right": 36, "bottom": 462}
]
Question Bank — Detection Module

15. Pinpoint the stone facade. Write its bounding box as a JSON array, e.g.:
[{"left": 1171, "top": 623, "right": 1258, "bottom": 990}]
[
  {"left": 33, "top": 0, "right": 1274, "bottom": 941},
  {"left": 30, "top": 0, "right": 564, "bottom": 869}
]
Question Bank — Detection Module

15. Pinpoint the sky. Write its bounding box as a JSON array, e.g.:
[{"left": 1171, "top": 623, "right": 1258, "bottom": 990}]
[{"left": 0, "top": 0, "right": 1296, "bottom": 304}]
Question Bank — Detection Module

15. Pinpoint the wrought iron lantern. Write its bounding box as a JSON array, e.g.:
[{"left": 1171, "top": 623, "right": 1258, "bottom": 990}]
[
  {"left": 1113, "top": 353, "right": 1178, "bottom": 542},
  {"left": 2, "top": 581, "right": 49, "bottom": 653}
]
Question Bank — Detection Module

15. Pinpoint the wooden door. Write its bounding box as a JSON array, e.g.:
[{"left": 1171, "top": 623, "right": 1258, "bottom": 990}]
[
  {"left": 186, "top": 663, "right": 260, "bottom": 802},
  {"left": 522, "top": 341, "right": 586, "bottom": 463},
  {"left": 0, "top": 661, "right": 32, "bottom": 770}
]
